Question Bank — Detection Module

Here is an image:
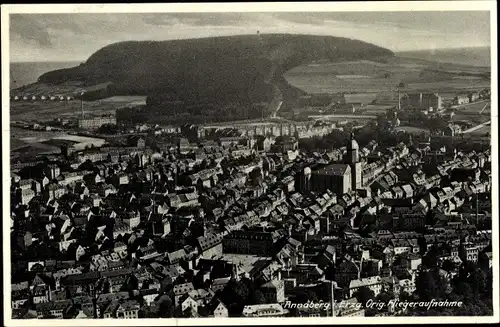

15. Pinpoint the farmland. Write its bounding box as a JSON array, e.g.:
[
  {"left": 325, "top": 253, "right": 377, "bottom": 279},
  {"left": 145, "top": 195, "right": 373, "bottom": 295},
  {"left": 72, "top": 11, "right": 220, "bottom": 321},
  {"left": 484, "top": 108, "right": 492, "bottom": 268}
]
[
  {"left": 9, "top": 96, "right": 147, "bottom": 123},
  {"left": 285, "top": 56, "right": 490, "bottom": 104}
]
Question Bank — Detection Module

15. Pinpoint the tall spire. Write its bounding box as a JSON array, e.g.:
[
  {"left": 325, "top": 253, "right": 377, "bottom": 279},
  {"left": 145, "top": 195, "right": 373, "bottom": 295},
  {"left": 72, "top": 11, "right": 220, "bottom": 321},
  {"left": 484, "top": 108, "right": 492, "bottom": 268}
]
[{"left": 397, "top": 82, "right": 406, "bottom": 111}]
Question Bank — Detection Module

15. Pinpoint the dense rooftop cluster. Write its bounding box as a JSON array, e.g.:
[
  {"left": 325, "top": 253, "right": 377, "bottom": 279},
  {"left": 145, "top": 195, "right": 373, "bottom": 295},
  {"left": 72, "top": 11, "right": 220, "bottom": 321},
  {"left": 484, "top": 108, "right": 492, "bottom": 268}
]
[{"left": 10, "top": 129, "right": 492, "bottom": 319}]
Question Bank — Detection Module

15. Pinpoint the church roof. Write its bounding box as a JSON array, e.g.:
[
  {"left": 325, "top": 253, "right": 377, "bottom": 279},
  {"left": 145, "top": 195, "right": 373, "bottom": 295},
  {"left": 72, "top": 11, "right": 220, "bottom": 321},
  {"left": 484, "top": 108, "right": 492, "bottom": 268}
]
[{"left": 314, "top": 164, "right": 351, "bottom": 176}]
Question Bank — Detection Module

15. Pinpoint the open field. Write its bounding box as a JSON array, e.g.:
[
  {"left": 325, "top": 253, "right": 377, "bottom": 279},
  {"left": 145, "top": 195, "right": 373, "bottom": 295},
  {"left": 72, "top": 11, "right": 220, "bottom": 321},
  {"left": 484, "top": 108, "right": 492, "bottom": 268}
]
[
  {"left": 396, "top": 47, "right": 490, "bottom": 68},
  {"left": 10, "top": 127, "right": 69, "bottom": 149},
  {"left": 11, "top": 81, "right": 111, "bottom": 97},
  {"left": 99, "top": 96, "right": 147, "bottom": 106},
  {"left": 468, "top": 125, "right": 491, "bottom": 136},
  {"left": 285, "top": 56, "right": 490, "bottom": 102},
  {"left": 453, "top": 101, "right": 491, "bottom": 114},
  {"left": 9, "top": 96, "right": 146, "bottom": 123},
  {"left": 10, "top": 100, "right": 115, "bottom": 122}
]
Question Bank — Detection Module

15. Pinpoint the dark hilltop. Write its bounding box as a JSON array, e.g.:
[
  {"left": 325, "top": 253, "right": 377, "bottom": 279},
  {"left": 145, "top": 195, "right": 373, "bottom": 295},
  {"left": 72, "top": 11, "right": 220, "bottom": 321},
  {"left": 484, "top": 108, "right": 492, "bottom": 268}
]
[{"left": 36, "top": 34, "right": 394, "bottom": 117}]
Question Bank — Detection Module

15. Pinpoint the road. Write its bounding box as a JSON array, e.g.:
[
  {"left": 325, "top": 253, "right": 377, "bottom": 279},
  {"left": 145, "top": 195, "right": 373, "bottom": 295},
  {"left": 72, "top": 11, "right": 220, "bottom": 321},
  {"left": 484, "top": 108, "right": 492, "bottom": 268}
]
[
  {"left": 309, "top": 114, "right": 377, "bottom": 120},
  {"left": 460, "top": 120, "right": 491, "bottom": 134},
  {"left": 451, "top": 99, "right": 489, "bottom": 110},
  {"left": 479, "top": 103, "right": 490, "bottom": 115}
]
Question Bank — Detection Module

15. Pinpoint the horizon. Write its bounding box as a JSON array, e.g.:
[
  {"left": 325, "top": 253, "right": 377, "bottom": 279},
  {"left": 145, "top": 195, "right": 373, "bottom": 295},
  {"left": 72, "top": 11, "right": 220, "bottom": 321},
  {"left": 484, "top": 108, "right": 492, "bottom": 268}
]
[
  {"left": 9, "top": 43, "right": 492, "bottom": 64},
  {"left": 9, "top": 12, "right": 491, "bottom": 62}
]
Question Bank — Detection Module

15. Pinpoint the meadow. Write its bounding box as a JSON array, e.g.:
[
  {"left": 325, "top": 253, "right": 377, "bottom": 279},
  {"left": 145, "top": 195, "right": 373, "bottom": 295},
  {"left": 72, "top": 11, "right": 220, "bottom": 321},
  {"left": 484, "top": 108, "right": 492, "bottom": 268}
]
[
  {"left": 285, "top": 56, "right": 490, "bottom": 103},
  {"left": 10, "top": 95, "right": 147, "bottom": 123}
]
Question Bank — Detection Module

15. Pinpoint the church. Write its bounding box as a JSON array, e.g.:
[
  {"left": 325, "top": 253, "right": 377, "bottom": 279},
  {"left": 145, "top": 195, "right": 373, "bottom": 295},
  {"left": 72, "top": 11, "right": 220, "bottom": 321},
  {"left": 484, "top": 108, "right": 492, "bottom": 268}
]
[{"left": 309, "top": 133, "right": 363, "bottom": 196}]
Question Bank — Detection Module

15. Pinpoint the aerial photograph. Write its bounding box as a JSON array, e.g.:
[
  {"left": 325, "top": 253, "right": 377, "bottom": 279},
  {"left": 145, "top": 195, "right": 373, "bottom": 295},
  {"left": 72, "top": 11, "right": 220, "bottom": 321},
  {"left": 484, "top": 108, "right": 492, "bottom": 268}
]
[{"left": 4, "top": 4, "right": 496, "bottom": 323}]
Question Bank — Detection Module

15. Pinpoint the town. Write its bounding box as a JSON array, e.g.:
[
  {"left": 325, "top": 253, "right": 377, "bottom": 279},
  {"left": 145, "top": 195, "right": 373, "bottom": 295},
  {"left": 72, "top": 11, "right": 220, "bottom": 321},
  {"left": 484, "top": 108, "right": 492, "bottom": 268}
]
[
  {"left": 7, "top": 8, "right": 495, "bottom": 322},
  {"left": 10, "top": 85, "right": 493, "bottom": 319}
]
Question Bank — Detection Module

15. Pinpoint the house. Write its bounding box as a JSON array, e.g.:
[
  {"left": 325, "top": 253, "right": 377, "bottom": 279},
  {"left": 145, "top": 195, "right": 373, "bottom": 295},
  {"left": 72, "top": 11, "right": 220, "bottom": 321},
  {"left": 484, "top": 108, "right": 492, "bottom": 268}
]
[
  {"left": 11, "top": 289, "right": 30, "bottom": 309},
  {"left": 35, "top": 300, "right": 72, "bottom": 319},
  {"left": 31, "top": 284, "right": 51, "bottom": 305},
  {"left": 349, "top": 276, "right": 383, "bottom": 297},
  {"left": 242, "top": 303, "right": 288, "bottom": 317},
  {"left": 211, "top": 277, "right": 231, "bottom": 293},
  {"left": 335, "top": 259, "right": 360, "bottom": 288},
  {"left": 173, "top": 282, "right": 195, "bottom": 305},
  {"left": 140, "top": 289, "right": 160, "bottom": 306},
  {"left": 116, "top": 300, "right": 141, "bottom": 319},
  {"left": 212, "top": 299, "right": 229, "bottom": 317},
  {"left": 180, "top": 295, "right": 198, "bottom": 314},
  {"left": 454, "top": 94, "right": 470, "bottom": 105},
  {"left": 260, "top": 279, "right": 286, "bottom": 303},
  {"left": 197, "top": 233, "right": 223, "bottom": 259},
  {"left": 187, "top": 288, "right": 215, "bottom": 306}
]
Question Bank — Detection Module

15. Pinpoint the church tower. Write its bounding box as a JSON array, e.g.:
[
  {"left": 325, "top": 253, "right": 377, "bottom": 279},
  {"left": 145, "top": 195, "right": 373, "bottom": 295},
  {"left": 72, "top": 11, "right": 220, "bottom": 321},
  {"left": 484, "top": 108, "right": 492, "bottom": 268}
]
[{"left": 345, "top": 133, "right": 363, "bottom": 191}]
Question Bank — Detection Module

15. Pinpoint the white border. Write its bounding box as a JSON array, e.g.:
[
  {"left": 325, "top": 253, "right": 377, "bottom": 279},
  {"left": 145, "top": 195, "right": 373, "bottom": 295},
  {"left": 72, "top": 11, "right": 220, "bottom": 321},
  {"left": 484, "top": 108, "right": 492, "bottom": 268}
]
[{"left": 2, "top": 2, "right": 498, "bottom": 326}]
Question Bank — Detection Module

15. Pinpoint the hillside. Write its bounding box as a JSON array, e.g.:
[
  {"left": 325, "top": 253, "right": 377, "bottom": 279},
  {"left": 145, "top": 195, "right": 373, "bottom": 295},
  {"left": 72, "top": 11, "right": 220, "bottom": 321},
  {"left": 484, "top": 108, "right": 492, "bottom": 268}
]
[
  {"left": 34, "top": 34, "right": 393, "bottom": 115},
  {"left": 10, "top": 61, "right": 80, "bottom": 90},
  {"left": 396, "top": 47, "right": 490, "bottom": 68}
]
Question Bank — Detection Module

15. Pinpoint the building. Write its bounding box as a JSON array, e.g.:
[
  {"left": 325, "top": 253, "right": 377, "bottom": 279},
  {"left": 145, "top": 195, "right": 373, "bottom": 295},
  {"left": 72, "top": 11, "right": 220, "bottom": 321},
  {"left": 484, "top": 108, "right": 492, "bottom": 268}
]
[
  {"left": 78, "top": 116, "right": 116, "bottom": 130},
  {"left": 309, "top": 134, "right": 363, "bottom": 195},
  {"left": 344, "top": 133, "right": 363, "bottom": 191},
  {"left": 222, "top": 230, "right": 280, "bottom": 256},
  {"left": 454, "top": 95, "right": 470, "bottom": 105},
  {"left": 349, "top": 276, "right": 383, "bottom": 297},
  {"left": 444, "top": 124, "right": 462, "bottom": 137},
  {"left": 242, "top": 303, "right": 288, "bottom": 317},
  {"left": 271, "top": 136, "right": 298, "bottom": 153},
  {"left": 310, "top": 164, "right": 351, "bottom": 196},
  {"left": 402, "top": 93, "right": 442, "bottom": 110},
  {"left": 468, "top": 92, "right": 480, "bottom": 102},
  {"left": 260, "top": 279, "right": 285, "bottom": 303},
  {"left": 460, "top": 242, "right": 479, "bottom": 263},
  {"left": 213, "top": 300, "right": 229, "bottom": 317}
]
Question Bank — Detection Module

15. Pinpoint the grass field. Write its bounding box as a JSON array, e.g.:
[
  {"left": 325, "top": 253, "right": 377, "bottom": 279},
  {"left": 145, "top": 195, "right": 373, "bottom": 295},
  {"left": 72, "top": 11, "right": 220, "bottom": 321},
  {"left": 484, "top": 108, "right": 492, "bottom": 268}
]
[
  {"left": 285, "top": 56, "right": 490, "bottom": 102},
  {"left": 469, "top": 125, "right": 491, "bottom": 135},
  {"left": 10, "top": 127, "right": 68, "bottom": 150},
  {"left": 9, "top": 96, "right": 147, "bottom": 123},
  {"left": 99, "top": 96, "right": 147, "bottom": 106},
  {"left": 454, "top": 101, "right": 490, "bottom": 114}
]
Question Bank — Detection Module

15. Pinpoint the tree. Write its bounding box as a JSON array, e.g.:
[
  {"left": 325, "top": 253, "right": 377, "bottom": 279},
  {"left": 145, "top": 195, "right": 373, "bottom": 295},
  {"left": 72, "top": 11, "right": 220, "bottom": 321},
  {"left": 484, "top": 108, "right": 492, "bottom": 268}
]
[
  {"left": 294, "top": 289, "right": 318, "bottom": 303},
  {"left": 353, "top": 286, "right": 375, "bottom": 306},
  {"left": 441, "top": 259, "right": 456, "bottom": 273},
  {"left": 375, "top": 290, "right": 394, "bottom": 306},
  {"left": 96, "top": 123, "right": 119, "bottom": 134},
  {"left": 422, "top": 245, "right": 439, "bottom": 268},
  {"left": 468, "top": 268, "right": 487, "bottom": 294},
  {"left": 157, "top": 295, "right": 174, "bottom": 318},
  {"left": 415, "top": 269, "right": 440, "bottom": 301},
  {"left": 249, "top": 289, "right": 266, "bottom": 305}
]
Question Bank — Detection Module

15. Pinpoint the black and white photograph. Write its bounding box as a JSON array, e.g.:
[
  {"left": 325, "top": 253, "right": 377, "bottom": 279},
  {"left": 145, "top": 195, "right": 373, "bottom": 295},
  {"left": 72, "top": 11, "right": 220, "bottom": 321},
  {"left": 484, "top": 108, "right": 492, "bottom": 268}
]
[{"left": 2, "top": 2, "right": 498, "bottom": 325}]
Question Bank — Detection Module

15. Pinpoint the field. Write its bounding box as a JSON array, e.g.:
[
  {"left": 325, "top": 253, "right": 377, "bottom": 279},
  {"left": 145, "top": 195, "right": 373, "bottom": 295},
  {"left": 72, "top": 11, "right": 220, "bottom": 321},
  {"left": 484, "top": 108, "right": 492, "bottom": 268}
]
[
  {"left": 396, "top": 47, "right": 490, "bottom": 68},
  {"left": 451, "top": 101, "right": 492, "bottom": 126},
  {"left": 9, "top": 96, "right": 147, "bottom": 123},
  {"left": 11, "top": 81, "right": 111, "bottom": 97},
  {"left": 468, "top": 124, "right": 491, "bottom": 136},
  {"left": 99, "top": 96, "right": 147, "bottom": 106},
  {"left": 285, "top": 56, "right": 490, "bottom": 104},
  {"left": 454, "top": 101, "right": 490, "bottom": 114}
]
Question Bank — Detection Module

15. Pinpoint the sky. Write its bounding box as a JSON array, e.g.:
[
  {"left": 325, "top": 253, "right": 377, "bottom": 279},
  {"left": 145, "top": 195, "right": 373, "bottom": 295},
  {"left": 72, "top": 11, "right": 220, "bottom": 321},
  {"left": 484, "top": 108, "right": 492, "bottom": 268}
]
[{"left": 9, "top": 11, "right": 491, "bottom": 62}]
